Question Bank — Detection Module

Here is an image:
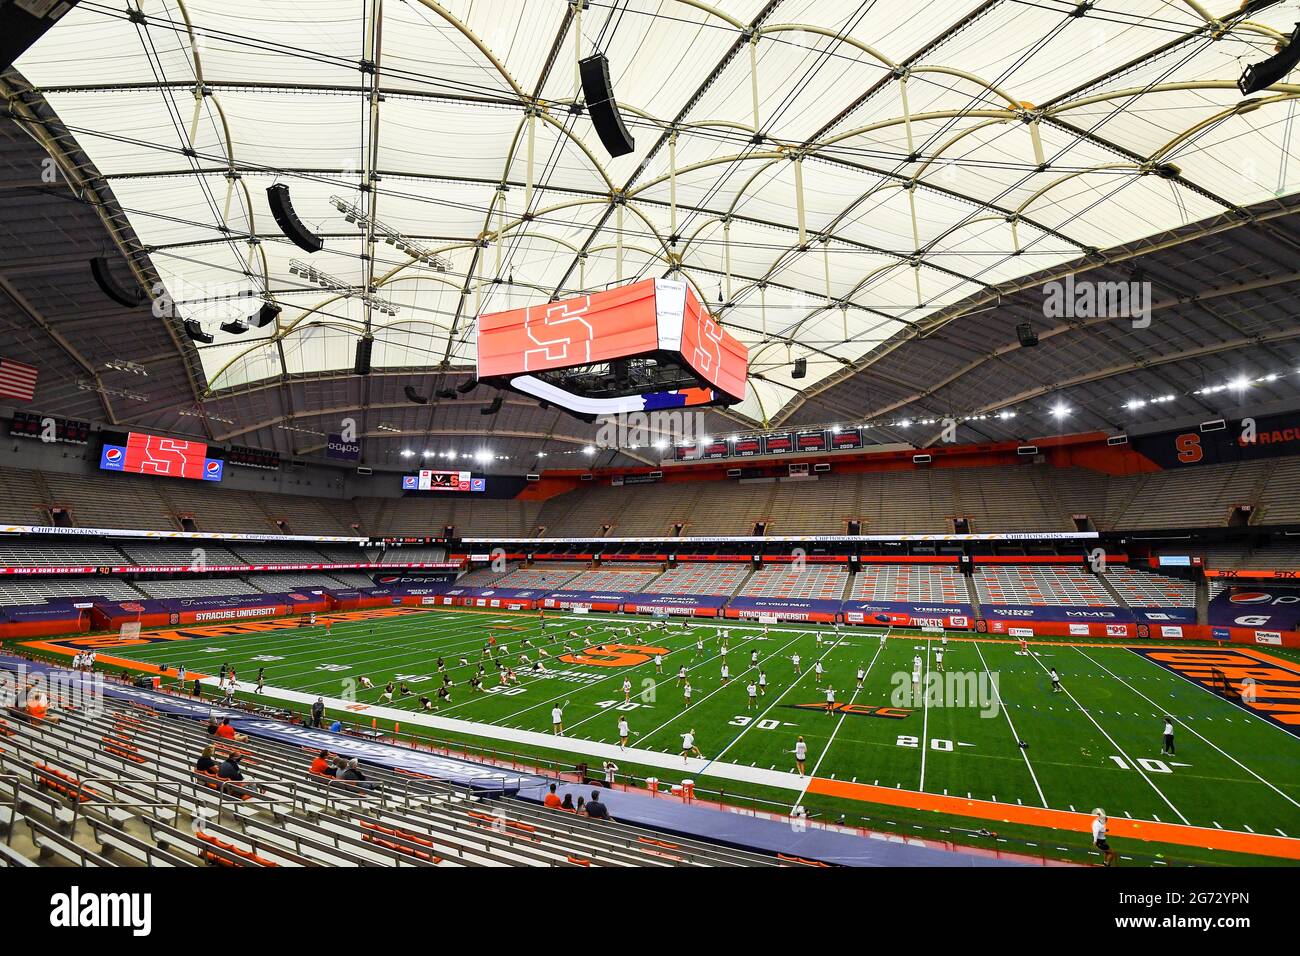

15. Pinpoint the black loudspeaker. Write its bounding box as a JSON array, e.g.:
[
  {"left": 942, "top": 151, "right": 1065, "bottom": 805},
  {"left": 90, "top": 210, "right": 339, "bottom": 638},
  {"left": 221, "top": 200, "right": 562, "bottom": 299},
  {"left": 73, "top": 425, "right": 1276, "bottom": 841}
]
[
  {"left": 1239, "top": 23, "right": 1300, "bottom": 95},
  {"left": 183, "top": 319, "right": 214, "bottom": 345},
  {"left": 435, "top": 388, "right": 458, "bottom": 399},
  {"left": 90, "top": 257, "right": 144, "bottom": 308},
  {"left": 250, "top": 302, "right": 281, "bottom": 328},
  {"left": 579, "top": 53, "right": 635, "bottom": 158},
  {"left": 219, "top": 319, "right": 248, "bottom": 335},
  {"left": 792, "top": 357, "right": 807, "bottom": 379},
  {"left": 266, "top": 184, "right": 324, "bottom": 253},
  {"left": 404, "top": 385, "right": 429, "bottom": 405},
  {"left": 354, "top": 336, "right": 373, "bottom": 376},
  {"left": 1016, "top": 321, "right": 1039, "bottom": 348},
  {"left": 481, "top": 396, "right": 503, "bottom": 416},
  {"left": 456, "top": 378, "right": 478, "bottom": 394},
  {"left": 1, "top": 0, "right": 82, "bottom": 71}
]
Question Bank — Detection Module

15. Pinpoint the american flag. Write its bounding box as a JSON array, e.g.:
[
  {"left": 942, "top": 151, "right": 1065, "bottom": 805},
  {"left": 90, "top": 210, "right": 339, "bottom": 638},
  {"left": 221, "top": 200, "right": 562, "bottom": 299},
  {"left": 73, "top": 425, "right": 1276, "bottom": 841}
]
[{"left": 0, "top": 358, "right": 38, "bottom": 402}]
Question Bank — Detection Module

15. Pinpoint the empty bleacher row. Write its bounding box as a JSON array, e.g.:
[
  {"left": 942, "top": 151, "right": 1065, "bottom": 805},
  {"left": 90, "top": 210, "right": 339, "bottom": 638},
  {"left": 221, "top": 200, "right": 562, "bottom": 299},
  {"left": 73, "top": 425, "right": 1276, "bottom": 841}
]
[
  {"left": 0, "top": 578, "right": 146, "bottom": 607},
  {"left": 850, "top": 566, "right": 967, "bottom": 603},
  {"left": 647, "top": 563, "right": 750, "bottom": 595},
  {"left": 560, "top": 565, "right": 663, "bottom": 593},
  {"left": 3, "top": 456, "right": 1300, "bottom": 538},
  {"left": 974, "top": 567, "right": 1113, "bottom": 606},
  {"left": 0, "top": 681, "right": 790, "bottom": 868},
  {"left": 737, "top": 565, "right": 848, "bottom": 601},
  {"left": 1104, "top": 568, "right": 1195, "bottom": 608}
]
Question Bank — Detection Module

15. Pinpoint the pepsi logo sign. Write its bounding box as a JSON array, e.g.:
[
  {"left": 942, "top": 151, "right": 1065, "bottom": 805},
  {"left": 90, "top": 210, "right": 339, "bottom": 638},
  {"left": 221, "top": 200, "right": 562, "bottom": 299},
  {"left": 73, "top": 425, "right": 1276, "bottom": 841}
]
[{"left": 105, "top": 448, "right": 123, "bottom": 463}]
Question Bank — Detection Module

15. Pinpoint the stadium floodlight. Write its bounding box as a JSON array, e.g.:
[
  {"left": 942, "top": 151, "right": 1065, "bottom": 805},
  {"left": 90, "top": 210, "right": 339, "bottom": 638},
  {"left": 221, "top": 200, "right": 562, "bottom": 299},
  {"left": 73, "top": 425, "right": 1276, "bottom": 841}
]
[
  {"left": 400, "top": 449, "right": 414, "bottom": 457},
  {"left": 583, "top": 446, "right": 595, "bottom": 454},
  {"left": 474, "top": 449, "right": 492, "bottom": 462},
  {"left": 1230, "top": 376, "right": 1251, "bottom": 390},
  {"left": 329, "top": 196, "right": 450, "bottom": 271},
  {"left": 1051, "top": 402, "right": 1070, "bottom": 418}
]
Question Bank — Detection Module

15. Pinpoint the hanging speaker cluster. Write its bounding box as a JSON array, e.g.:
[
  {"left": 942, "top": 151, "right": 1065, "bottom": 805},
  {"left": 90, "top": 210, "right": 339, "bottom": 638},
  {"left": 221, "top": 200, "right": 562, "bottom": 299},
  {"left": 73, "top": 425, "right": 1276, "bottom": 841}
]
[
  {"left": 267, "top": 184, "right": 324, "bottom": 253},
  {"left": 354, "top": 335, "right": 374, "bottom": 376},
  {"left": 792, "top": 357, "right": 807, "bottom": 379},
  {"left": 183, "top": 319, "right": 213, "bottom": 345},
  {"left": 90, "top": 257, "right": 145, "bottom": 308},
  {"left": 404, "top": 385, "right": 429, "bottom": 405},
  {"left": 1016, "top": 321, "right": 1039, "bottom": 348},
  {"left": 481, "top": 396, "right": 503, "bottom": 416},
  {"left": 1239, "top": 22, "right": 1300, "bottom": 95},
  {"left": 1, "top": 0, "right": 82, "bottom": 71},
  {"left": 250, "top": 302, "right": 281, "bottom": 328},
  {"left": 579, "top": 54, "right": 635, "bottom": 158}
]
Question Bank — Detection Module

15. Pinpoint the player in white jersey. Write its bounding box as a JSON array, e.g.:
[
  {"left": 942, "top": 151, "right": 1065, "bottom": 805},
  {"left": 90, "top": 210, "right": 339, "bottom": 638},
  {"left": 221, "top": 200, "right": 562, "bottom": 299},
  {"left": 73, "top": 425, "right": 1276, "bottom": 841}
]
[
  {"left": 618, "top": 716, "right": 630, "bottom": 750},
  {"left": 1091, "top": 809, "right": 1117, "bottom": 866},
  {"left": 682, "top": 680, "right": 693, "bottom": 706},
  {"left": 622, "top": 678, "right": 633, "bottom": 703},
  {"left": 792, "top": 652, "right": 802, "bottom": 674},
  {"left": 823, "top": 685, "right": 836, "bottom": 715},
  {"left": 680, "top": 729, "right": 703, "bottom": 763},
  {"left": 654, "top": 653, "right": 664, "bottom": 674},
  {"left": 750, "top": 649, "right": 759, "bottom": 669},
  {"left": 720, "top": 662, "right": 731, "bottom": 685},
  {"left": 676, "top": 665, "right": 688, "bottom": 686},
  {"left": 855, "top": 665, "right": 866, "bottom": 689},
  {"left": 693, "top": 637, "right": 705, "bottom": 660},
  {"left": 1050, "top": 668, "right": 1062, "bottom": 694},
  {"left": 745, "top": 681, "right": 758, "bottom": 709},
  {"left": 794, "top": 736, "right": 808, "bottom": 776},
  {"left": 934, "top": 648, "right": 945, "bottom": 672},
  {"left": 758, "top": 670, "right": 767, "bottom": 695},
  {"left": 813, "top": 660, "right": 824, "bottom": 684},
  {"left": 551, "top": 705, "right": 565, "bottom": 735}
]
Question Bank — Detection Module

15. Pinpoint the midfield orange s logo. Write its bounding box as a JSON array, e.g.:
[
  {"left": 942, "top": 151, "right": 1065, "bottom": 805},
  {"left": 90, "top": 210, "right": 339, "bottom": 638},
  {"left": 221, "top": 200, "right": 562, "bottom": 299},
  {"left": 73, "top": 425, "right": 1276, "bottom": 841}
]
[
  {"left": 788, "top": 702, "right": 913, "bottom": 719},
  {"left": 559, "top": 644, "right": 669, "bottom": 668}
]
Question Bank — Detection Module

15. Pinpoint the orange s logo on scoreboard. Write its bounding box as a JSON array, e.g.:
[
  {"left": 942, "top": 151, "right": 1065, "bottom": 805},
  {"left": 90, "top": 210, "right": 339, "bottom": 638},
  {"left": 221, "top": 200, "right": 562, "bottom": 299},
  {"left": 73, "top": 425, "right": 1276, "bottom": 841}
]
[
  {"left": 559, "top": 643, "right": 669, "bottom": 668},
  {"left": 1174, "top": 432, "right": 1203, "bottom": 464}
]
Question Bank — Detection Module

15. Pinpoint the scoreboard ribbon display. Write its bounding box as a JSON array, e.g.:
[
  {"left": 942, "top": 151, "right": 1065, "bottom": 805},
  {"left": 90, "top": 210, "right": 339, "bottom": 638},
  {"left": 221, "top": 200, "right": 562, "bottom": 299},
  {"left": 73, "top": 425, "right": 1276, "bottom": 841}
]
[
  {"left": 402, "top": 471, "right": 485, "bottom": 492},
  {"left": 100, "top": 432, "right": 223, "bottom": 482}
]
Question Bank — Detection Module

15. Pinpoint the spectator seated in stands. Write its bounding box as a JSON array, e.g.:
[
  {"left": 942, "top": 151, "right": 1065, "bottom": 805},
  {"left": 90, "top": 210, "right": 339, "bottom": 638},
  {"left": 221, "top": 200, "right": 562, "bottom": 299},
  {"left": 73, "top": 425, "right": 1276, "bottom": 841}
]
[
  {"left": 218, "top": 753, "right": 245, "bottom": 782},
  {"left": 213, "top": 717, "right": 248, "bottom": 742},
  {"left": 582, "top": 790, "right": 611, "bottom": 821},
  {"left": 560, "top": 793, "right": 576, "bottom": 812},
  {"left": 309, "top": 749, "right": 336, "bottom": 777},
  {"left": 195, "top": 745, "right": 219, "bottom": 775},
  {"left": 544, "top": 782, "right": 563, "bottom": 808},
  {"left": 335, "top": 757, "right": 377, "bottom": 792},
  {"left": 22, "top": 692, "right": 56, "bottom": 723}
]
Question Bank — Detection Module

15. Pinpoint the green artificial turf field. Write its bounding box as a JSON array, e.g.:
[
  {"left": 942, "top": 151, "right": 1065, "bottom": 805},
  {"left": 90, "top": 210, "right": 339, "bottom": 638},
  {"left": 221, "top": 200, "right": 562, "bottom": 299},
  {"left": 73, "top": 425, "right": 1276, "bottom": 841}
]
[{"left": 21, "top": 606, "right": 1300, "bottom": 866}]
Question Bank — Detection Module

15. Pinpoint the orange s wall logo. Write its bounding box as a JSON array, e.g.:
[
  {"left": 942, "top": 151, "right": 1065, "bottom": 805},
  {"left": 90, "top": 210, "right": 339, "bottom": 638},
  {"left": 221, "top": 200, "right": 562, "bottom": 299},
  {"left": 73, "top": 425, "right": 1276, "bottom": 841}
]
[
  {"left": 1174, "top": 433, "right": 1203, "bottom": 464},
  {"left": 559, "top": 644, "right": 669, "bottom": 668}
]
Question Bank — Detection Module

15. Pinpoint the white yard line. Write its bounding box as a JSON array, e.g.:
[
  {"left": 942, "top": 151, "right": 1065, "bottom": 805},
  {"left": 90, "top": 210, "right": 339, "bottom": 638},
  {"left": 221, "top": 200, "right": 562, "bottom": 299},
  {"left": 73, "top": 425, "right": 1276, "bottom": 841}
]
[
  {"left": 791, "top": 633, "right": 887, "bottom": 810},
  {"left": 974, "top": 640, "right": 1048, "bottom": 808},
  {"left": 1083, "top": 648, "right": 1299, "bottom": 810},
  {"left": 1025, "top": 650, "right": 1189, "bottom": 824}
]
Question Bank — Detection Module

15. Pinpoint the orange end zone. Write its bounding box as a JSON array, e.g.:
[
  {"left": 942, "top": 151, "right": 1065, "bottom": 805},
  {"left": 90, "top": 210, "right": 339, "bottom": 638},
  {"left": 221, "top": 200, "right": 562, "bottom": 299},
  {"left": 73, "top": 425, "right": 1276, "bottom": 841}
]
[
  {"left": 805, "top": 777, "right": 1300, "bottom": 861},
  {"left": 17, "top": 640, "right": 209, "bottom": 682}
]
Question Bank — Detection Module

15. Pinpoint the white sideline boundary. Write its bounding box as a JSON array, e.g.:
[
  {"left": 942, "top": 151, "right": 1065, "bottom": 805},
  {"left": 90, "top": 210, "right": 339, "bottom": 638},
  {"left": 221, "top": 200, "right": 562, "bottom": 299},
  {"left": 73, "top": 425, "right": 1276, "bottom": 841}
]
[{"left": 206, "top": 677, "right": 807, "bottom": 794}]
